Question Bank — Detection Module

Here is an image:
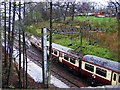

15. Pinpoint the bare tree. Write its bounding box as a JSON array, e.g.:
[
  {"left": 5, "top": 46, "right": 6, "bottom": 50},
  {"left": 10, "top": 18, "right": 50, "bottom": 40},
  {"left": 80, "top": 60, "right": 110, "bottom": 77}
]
[
  {"left": 110, "top": 0, "right": 120, "bottom": 22},
  {"left": 6, "top": 1, "right": 12, "bottom": 86},
  {"left": 0, "top": 2, "right": 2, "bottom": 89},
  {"left": 7, "top": 1, "right": 11, "bottom": 65},
  {"left": 64, "top": 2, "right": 69, "bottom": 21},
  {"left": 18, "top": 1, "right": 22, "bottom": 88},
  {"left": 48, "top": 1, "right": 52, "bottom": 88},
  {"left": 71, "top": 1, "right": 76, "bottom": 21},
  {"left": 0, "top": 2, "right": 1, "bottom": 61},
  {"left": 23, "top": 2, "right": 26, "bottom": 88},
  {"left": 4, "top": 1, "right": 7, "bottom": 68}
]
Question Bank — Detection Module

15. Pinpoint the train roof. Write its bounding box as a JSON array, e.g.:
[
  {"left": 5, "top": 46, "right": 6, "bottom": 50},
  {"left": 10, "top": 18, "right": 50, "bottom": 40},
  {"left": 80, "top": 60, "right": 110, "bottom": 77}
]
[
  {"left": 31, "top": 35, "right": 41, "bottom": 42},
  {"left": 83, "top": 55, "right": 120, "bottom": 72},
  {"left": 47, "top": 41, "right": 81, "bottom": 59}
]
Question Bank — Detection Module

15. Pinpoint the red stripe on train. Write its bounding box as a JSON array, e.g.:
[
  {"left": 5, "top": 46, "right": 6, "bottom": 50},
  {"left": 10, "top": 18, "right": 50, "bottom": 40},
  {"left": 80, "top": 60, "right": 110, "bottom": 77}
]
[
  {"left": 81, "top": 69, "right": 111, "bottom": 85},
  {"left": 62, "top": 59, "right": 79, "bottom": 71}
]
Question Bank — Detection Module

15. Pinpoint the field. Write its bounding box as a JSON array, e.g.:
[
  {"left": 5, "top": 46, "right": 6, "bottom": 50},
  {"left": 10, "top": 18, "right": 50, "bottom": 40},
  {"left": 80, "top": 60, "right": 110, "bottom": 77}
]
[
  {"left": 63, "top": 16, "right": 118, "bottom": 33},
  {"left": 52, "top": 33, "right": 118, "bottom": 61},
  {"left": 26, "top": 16, "right": 119, "bottom": 62},
  {"left": 64, "top": 16, "right": 116, "bottom": 22}
]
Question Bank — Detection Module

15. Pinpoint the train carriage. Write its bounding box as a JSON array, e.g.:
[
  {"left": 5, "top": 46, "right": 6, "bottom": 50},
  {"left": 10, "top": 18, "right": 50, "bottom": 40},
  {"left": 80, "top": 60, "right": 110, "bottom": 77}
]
[
  {"left": 81, "top": 55, "right": 120, "bottom": 85},
  {"left": 48, "top": 42, "right": 82, "bottom": 72},
  {"left": 30, "top": 36, "right": 120, "bottom": 85}
]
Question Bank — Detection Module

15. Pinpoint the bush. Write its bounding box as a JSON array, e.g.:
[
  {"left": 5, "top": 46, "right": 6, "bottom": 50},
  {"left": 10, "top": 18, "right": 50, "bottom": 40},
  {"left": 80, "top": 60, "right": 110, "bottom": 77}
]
[{"left": 25, "top": 25, "right": 38, "bottom": 36}]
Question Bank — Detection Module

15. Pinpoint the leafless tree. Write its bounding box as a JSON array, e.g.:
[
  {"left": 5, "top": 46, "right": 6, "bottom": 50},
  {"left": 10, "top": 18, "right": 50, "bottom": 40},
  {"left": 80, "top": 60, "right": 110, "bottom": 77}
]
[
  {"left": 71, "top": 1, "right": 76, "bottom": 21},
  {"left": 4, "top": 2, "right": 7, "bottom": 68},
  {"left": 48, "top": 1, "right": 52, "bottom": 88},
  {"left": 23, "top": 2, "right": 25, "bottom": 88},
  {"left": 110, "top": 0, "right": 120, "bottom": 22},
  {"left": 64, "top": 2, "right": 70, "bottom": 21},
  {"left": 18, "top": 1, "right": 22, "bottom": 88},
  {"left": 6, "top": 1, "right": 12, "bottom": 86},
  {"left": 0, "top": 2, "right": 2, "bottom": 88}
]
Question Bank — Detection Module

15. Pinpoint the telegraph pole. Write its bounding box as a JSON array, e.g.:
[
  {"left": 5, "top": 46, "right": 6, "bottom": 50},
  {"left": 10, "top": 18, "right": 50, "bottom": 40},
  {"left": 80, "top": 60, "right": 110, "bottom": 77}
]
[{"left": 80, "top": 30, "right": 82, "bottom": 51}]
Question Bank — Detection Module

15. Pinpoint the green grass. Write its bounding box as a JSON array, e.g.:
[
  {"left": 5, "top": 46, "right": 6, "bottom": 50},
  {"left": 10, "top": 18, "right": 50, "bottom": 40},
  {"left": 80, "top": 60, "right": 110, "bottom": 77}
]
[
  {"left": 64, "top": 16, "right": 118, "bottom": 33},
  {"left": 65, "top": 16, "right": 116, "bottom": 22},
  {"left": 52, "top": 34, "right": 118, "bottom": 61}
]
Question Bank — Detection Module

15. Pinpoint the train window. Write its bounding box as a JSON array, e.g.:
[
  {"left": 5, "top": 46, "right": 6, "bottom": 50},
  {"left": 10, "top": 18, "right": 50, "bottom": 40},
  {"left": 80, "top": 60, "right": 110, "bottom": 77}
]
[
  {"left": 47, "top": 46, "right": 49, "bottom": 50},
  {"left": 52, "top": 49, "right": 53, "bottom": 53},
  {"left": 118, "top": 75, "right": 120, "bottom": 83},
  {"left": 70, "top": 57, "right": 75, "bottom": 64},
  {"left": 113, "top": 74, "right": 116, "bottom": 81},
  {"left": 37, "top": 43, "right": 39, "bottom": 46},
  {"left": 96, "top": 67, "right": 107, "bottom": 77},
  {"left": 85, "top": 63, "right": 94, "bottom": 72},
  {"left": 64, "top": 54, "right": 69, "bottom": 61},
  {"left": 54, "top": 50, "right": 57, "bottom": 55}
]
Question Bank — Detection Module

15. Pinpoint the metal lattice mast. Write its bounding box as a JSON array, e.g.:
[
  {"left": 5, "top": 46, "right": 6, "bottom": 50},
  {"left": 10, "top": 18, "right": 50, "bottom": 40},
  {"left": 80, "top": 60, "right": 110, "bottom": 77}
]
[{"left": 42, "top": 28, "right": 48, "bottom": 86}]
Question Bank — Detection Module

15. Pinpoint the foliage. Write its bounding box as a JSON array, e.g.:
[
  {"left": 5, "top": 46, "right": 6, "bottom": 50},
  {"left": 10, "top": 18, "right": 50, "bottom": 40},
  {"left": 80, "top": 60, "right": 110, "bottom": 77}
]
[
  {"left": 25, "top": 23, "right": 50, "bottom": 37},
  {"left": 33, "top": 9, "right": 43, "bottom": 22},
  {"left": 24, "top": 9, "right": 43, "bottom": 25},
  {"left": 9, "top": 85, "right": 15, "bottom": 89},
  {"left": 25, "top": 25, "right": 38, "bottom": 36},
  {"left": 35, "top": 21, "right": 50, "bottom": 28}
]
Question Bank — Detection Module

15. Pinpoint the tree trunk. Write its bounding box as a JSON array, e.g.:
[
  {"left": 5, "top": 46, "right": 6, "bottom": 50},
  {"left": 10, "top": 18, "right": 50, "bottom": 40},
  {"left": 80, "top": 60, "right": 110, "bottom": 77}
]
[
  {"left": 23, "top": 2, "right": 26, "bottom": 88},
  {"left": 22, "top": 2, "right": 27, "bottom": 88},
  {"left": 25, "top": 48, "right": 27, "bottom": 89},
  {"left": 48, "top": 2, "right": 52, "bottom": 88},
  {"left": 64, "top": 2, "right": 69, "bottom": 21},
  {"left": 6, "top": 1, "right": 12, "bottom": 86},
  {"left": 19, "top": 1, "right": 22, "bottom": 88},
  {"left": 0, "top": 3, "right": 2, "bottom": 88},
  {"left": 4, "top": 2, "right": 7, "bottom": 68},
  {"left": 7, "top": 1, "right": 11, "bottom": 66},
  {"left": 72, "top": 3, "right": 75, "bottom": 21}
]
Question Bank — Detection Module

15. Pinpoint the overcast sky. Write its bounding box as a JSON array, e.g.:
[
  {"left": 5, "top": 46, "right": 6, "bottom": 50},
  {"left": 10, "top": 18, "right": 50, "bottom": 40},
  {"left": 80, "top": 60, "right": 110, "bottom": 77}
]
[
  {"left": 90, "top": 0, "right": 109, "bottom": 5},
  {"left": 0, "top": 0, "right": 118, "bottom": 4}
]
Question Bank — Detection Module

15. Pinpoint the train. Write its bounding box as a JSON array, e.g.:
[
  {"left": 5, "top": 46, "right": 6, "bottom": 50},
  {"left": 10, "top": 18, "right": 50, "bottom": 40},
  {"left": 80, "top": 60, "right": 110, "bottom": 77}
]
[{"left": 30, "top": 35, "right": 120, "bottom": 86}]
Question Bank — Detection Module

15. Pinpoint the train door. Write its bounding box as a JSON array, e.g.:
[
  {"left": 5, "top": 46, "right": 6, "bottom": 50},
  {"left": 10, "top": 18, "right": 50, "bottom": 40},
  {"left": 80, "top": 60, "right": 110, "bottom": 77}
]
[
  {"left": 118, "top": 74, "right": 120, "bottom": 85},
  {"left": 47, "top": 46, "right": 49, "bottom": 55},
  {"left": 78, "top": 60, "right": 82, "bottom": 72},
  {"left": 59, "top": 52, "right": 63, "bottom": 62},
  {"left": 112, "top": 72, "right": 120, "bottom": 85}
]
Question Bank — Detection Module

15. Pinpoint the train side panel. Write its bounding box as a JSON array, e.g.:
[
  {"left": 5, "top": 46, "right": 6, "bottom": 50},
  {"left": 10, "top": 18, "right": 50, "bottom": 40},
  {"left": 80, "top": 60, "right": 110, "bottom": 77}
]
[
  {"left": 62, "top": 59, "right": 79, "bottom": 71},
  {"left": 81, "top": 61, "right": 112, "bottom": 85}
]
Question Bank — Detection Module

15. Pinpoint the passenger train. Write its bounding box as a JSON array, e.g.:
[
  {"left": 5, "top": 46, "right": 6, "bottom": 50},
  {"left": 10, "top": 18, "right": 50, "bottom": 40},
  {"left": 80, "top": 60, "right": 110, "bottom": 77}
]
[{"left": 30, "top": 36, "right": 120, "bottom": 86}]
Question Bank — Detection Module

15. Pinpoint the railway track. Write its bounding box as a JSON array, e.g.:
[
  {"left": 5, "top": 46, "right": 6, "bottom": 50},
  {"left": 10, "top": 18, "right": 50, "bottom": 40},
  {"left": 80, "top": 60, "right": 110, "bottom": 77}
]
[
  {"left": 12, "top": 38, "right": 89, "bottom": 87},
  {"left": 27, "top": 46, "right": 88, "bottom": 87}
]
